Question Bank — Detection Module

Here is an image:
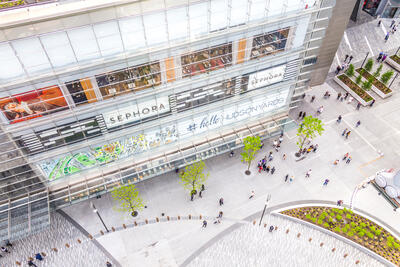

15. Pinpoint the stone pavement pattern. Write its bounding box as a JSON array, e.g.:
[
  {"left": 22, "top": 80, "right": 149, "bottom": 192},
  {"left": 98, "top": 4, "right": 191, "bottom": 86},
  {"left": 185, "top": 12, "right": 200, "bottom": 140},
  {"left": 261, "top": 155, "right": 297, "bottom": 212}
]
[
  {"left": 188, "top": 215, "right": 383, "bottom": 267},
  {"left": 0, "top": 213, "right": 113, "bottom": 267}
]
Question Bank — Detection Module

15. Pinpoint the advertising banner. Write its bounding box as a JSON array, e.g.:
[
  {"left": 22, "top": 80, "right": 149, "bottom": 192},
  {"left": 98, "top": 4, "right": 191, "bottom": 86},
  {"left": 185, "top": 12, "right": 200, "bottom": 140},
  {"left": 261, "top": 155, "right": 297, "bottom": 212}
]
[
  {"left": 247, "top": 65, "right": 286, "bottom": 91},
  {"left": 102, "top": 96, "right": 170, "bottom": 129}
]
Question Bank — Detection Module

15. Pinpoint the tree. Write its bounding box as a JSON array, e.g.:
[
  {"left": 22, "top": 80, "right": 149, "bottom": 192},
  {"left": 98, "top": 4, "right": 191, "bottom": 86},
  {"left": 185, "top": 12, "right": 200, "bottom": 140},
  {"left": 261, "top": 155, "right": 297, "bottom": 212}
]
[
  {"left": 373, "top": 64, "right": 383, "bottom": 78},
  {"left": 111, "top": 184, "right": 145, "bottom": 217},
  {"left": 380, "top": 70, "right": 394, "bottom": 85},
  {"left": 364, "top": 59, "right": 374, "bottom": 72},
  {"left": 179, "top": 160, "right": 209, "bottom": 198},
  {"left": 240, "top": 135, "right": 261, "bottom": 175},
  {"left": 346, "top": 64, "right": 354, "bottom": 77},
  {"left": 355, "top": 74, "right": 362, "bottom": 85},
  {"left": 362, "top": 76, "right": 373, "bottom": 90},
  {"left": 296, "top": 116, "right": 324, "bottom": 157}
]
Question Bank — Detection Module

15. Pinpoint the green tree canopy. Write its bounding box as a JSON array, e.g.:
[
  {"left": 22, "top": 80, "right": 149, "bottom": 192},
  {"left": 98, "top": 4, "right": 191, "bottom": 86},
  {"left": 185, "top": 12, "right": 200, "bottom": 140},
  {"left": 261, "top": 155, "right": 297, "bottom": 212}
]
[
  {"left": 364, "top": 59, "right": 374, "bottom": 72},
  {"left": 346, "top": 64, "right": 354, "bottom": 77},
  {"left": 111, "top": 184, "right": 145, "bottom": 216},
  {"left": 179, "top": 160, "right": 209, "bottom": 196},
  {"left": 241, "top": 135, "right": 261, "bottom": 172},
  {"left": 296, "top": 116, "right": 324, "bottom": 154},
  {"left": 380, "top": 70, "right": 394, "bottom": 85}
]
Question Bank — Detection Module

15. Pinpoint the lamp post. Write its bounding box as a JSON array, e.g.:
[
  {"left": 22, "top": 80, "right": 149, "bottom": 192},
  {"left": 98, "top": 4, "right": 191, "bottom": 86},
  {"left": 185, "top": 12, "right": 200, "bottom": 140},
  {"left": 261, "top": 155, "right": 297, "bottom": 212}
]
[
  {"left": 361, "top": 52, "right": 369, "bottom": 68},
  {"left": 259, "top": 194, "right": 271, "bottom": 226},
  {"left": 389, "top": 72, "right": 398, "bottom": 89},
  {"left": 90, "top": 202, "right": 109, "bottom": 232}
]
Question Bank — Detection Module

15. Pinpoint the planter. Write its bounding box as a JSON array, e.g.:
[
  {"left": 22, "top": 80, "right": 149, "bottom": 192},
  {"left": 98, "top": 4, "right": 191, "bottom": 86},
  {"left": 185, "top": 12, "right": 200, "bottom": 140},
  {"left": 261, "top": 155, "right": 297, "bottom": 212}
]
[
  {"left": 245, "top": 170, "right": 251, "bottom": 175},
  {"left": 386, "top": 56, "right": 400, "bottom": 72},
  {"left": 131, "top": 210, "right": 138, "bottom": 217},
  {"left": 334, "top": 75, "right": 374, "bottom": 106},
  {"left": 356, "top": 69, "right": 393, "bottom": 99}
]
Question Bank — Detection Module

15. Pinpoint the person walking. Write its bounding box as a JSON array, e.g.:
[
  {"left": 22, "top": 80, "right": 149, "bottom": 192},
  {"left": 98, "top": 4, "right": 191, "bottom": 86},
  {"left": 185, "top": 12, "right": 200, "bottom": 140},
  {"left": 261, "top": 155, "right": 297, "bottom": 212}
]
[
  {"left": 342, "top": 128, "right": 348, "bottom": 136},
  {"left": 269, "top": 225, "right": 275, "bottom": 232},
  {"left": 346, "top": 130, "right": 351, "bottom": 139},
  {"left": 317, "top": 106, "right": 324, "bottom": 115},
  {"left": 343, "top": 152, "right": 349, "bottom": 161},
  {"left": 336, "top": 65, "right": 341, "bottom": 74},
  {"left": 337, "top": 115, "right": 342, "bottom": 123},
  {"left": 311, "top": 95, "right": 315, "bottom": 102},
  {"left": 337, "top": 200, "right": 343, "bottom": 206},
  {"left": 218, "top": 211, "right": 223, "bottom": 218},
  {"left": 337, "top": 92, "right": 342, "bottom": 100},
  {"left": 385, "top": 32, "right": 390, "bottom": 42},
  {"left": 302, "top": 112, "right": 306, "bottom": 119},
  {"left": 356, "top": 120, "right": 361, "bottom": 127},
  {"left": 391, "top": 20, "right": 396, "bottom": 28},
  {"left": 106, "top": 261, "right": 113, "bottom": 267},
  {"left": 348, "top": 55, "right": 353, "bottom": 63},
  {"left": 344, "top": 92, "right": 349, "bottom": 100},
  {"left": 28, "top": 259, "right": 37, "bottom": 267},
  {"left": 249, "top": 190, "right": 255, "bottom": 199},
  {"left": 333, "top": 159, "right": 339, "bottom": 165},
  {"left": 190, "top": 191, "right": 195, "bottom": 201},
  {"left": 270, "top": 166, "right": 276, "bottom": 175},
  {"left": 313, "top": 144, "right": 318, "bottom": 152},
  {"left": 219, "top": 197, "right": 224, "bottom": 206},
  {"left": 289, "top": 176, "right": 294, "bottom": 183},
  {"left": 1, "top": 247, "right": 9, "bottom": 253},
  {"left": 285, "top": 174, "right": 289, "bottom": 182},
  {"left": 377, "top": 52, "right": 383, "bottom": 62},
  {"left": 305, "top": 169, "right": 312, "bottom": 178},
  {"left": 370, "top": 99, "right": 375, "bottom": 107},
  {"left": 298, "top": 111, "right": 303, "bottom": 119},
  {"left": 378, "top": 20, "right": 382, "bottom": 26},
  {"left": 201, "top": 184, "right": 205, "bottom": 192},
  {"left": 323, "top": 179, "right": 330, "bottom": 186},
  {"left": 282, "top": 153, "right": 286, "bottom": 160},
  {"left": 199, "top": 190, "right": 203, "bottom": 198},
  {"left": 202, "top": 220, "right": 207, "bottom": 228},
  {"left": 346, "top": 156, "right": 352, "bottom": 164},
  {"left": 347, "top": 96, "right": 353, "bottom": 104},
  {"left": 266, "top": 165, "right": 270, "bottom": 173},
  {"left": 382, "top": 54, "right": 387, "bottom": 62},
  {"left": 35, "top": 253, "right": 43, "bottom": 261},
  {"left": 356, "top": 102, "right": 361, "bottom": 110},
  {"left": 344, "top": 54, "right": 349, "bottom": 62}
]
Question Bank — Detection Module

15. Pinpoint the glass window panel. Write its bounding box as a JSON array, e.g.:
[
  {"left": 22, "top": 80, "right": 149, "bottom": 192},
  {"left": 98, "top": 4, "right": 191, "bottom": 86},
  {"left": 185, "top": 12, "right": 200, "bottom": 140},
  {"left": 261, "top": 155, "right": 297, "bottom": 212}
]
[
  {"left": 68, "top": 26, "right": 100, "bottom": 61},
  {"left": 286, "top": 0, "right": 303, "bottom": 13},
  {"left": 40, "top": 32, "right": 77, "bottom": 68},
  {"left": 167, "top": 7, "right": 188, "bottom": 41},
  {"left": 12, "top": 37, "right": 51, "bottom": 74},
  {"left": 0, "top": 43, "right": 25, "bottom": 80},
  {"left": 268, "top": 0, "right": 285, "bottom": 17},
  {"left": 230, "top": 0, "right": 248, "bottom": 26},
  {"left": 189, "top": 2, "right": 208, "bottom": 39},
  {"left": 249, "top": 0, "right": 265, "bottom": 21},
  {"left": 118, "top": 17, "right": 146, "bottom": 50},
  {"left": 93, "top": 21, "right": 124, "bottom": 56},
  {"left": 210, "top": 0, "right": 228, "bottom": 32},
  {"left": 143, "top": 12, "right": 168, "bottom": 45}
]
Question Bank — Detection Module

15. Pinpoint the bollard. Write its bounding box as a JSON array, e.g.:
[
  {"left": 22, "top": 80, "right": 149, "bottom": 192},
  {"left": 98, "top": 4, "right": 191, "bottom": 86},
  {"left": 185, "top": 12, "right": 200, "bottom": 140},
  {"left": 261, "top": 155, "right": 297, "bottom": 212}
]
[
  {"left": 65, "top": 243, "right": 70, "bottom": 248},
  {"left": 286, "top": 229, "right": 289, "bottom": 234},
  {"left": 178, "top": 216, "right": 181, "bottom": 220},
  {"left": 309, "top": 238, "right": 312, "bottom": 242},
  {"left": 123, "top": 224, "right": 127, "bottom": 229},
  {"left": 199, "top": 215, "right": 202, "bottom": 219},
  {"left": 100, "top": 230, "right": 104, "bottom": 235},
  {"left": 156, "top": 217, "right": 159, "bottom": 222},
  {"left": 112, "top": 227, "right": 115, "bottom": 232},
  {"left": 297, "top": 233, "right": 301, "bottom": 238},
  {"left": 189, "top": 214, "right": 191, "bottom": 220},
  {"left": 145, "top": 219, "right": 148, "bottom": 224},
  {"left": 77, "top": 239, "right": 82, "bottom": 244},
  {"left": 167, "top": 216, "right": 170, "bottom": 221}
]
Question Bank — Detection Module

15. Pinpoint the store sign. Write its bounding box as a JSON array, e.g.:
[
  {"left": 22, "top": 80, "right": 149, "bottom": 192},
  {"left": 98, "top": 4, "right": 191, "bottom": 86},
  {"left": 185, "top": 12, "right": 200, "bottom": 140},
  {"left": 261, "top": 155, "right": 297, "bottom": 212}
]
[
  {"left": 179, "top": 89, "right": 290, "bottom": 137},
  {"left": 103, "top": 96, "right": 170, "bottom": 128},
  {"left": 247, "top": 65, "right": 286, "bottom": 91}
]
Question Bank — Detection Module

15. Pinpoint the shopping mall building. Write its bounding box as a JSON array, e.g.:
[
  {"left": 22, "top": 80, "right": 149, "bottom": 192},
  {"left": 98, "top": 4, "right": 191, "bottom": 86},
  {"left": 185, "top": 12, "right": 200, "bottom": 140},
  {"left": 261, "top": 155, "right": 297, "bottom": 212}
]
[{"left": 0, "top": 0, "right": 355, "bottom": 240}]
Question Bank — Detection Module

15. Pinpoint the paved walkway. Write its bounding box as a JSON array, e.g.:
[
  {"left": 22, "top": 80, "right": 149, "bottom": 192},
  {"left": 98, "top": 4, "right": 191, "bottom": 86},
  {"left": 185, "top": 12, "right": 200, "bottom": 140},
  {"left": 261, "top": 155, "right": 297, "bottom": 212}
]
[{"left": 59, "top": 18, "right": 400, "bottom": 267}]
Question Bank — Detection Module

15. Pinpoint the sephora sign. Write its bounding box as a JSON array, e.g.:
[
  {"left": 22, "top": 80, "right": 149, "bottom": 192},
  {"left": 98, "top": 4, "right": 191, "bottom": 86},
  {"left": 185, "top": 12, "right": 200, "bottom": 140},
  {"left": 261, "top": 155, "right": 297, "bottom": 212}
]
[
  {"left": 247, "top": 65, "right": 286, "bottom": 91},
  {"left": 103, "top": 96, "right": 170, "bottom": 128}
]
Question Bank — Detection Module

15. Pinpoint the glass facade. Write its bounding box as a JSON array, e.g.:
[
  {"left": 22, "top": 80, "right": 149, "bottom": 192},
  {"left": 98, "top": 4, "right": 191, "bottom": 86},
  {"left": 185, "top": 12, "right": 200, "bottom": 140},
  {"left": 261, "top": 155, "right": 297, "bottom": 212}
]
[{"left": 0, "top": 0, "right": 335, "bottom": 240}]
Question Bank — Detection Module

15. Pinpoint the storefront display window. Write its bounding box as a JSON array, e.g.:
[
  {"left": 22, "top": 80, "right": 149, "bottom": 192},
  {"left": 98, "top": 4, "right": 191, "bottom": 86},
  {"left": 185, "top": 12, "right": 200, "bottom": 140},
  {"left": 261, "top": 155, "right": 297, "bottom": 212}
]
[
  {"left": 65, "top": 79, "right": 97, "bottom": 105},
  {"left": 181, "top": 43, "right": 232, "bottom": 78},
  {"left": 362, "top": 0, "right": 381, "bottom": 16},
  {"left": 250, "top": 28, "right": 290, "bottom": 60},
  {"left": 38, "top": 87, "right": 290, "bottom": 181},
  {"left": 0, "top": 86, "right": 68, "bottom": 124},
  {"left": 95, "top": 62, "right": 161, "bottom": 99}
]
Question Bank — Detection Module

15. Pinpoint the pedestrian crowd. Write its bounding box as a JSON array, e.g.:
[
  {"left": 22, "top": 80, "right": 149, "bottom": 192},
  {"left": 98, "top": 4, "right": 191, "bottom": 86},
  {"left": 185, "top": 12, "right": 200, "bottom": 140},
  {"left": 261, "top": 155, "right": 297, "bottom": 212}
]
[{"left": 335, "top": 54, "right": 353, "bottom": 75}]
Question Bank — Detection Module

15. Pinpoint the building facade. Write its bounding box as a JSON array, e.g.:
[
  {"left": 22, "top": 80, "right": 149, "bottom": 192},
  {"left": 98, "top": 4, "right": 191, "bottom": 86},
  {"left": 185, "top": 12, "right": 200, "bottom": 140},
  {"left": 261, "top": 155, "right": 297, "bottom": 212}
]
[{"left": 0, "top": 0, "right": 339, "bottom": 240}]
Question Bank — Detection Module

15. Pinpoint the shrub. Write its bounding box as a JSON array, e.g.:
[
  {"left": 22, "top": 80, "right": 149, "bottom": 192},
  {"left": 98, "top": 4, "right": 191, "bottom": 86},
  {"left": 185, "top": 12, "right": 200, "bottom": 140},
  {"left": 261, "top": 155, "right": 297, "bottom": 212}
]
[
  {"left": 360, "top": 222, "right": 366, "bottom": 228},
  {"left": 394, "top": 242, "right": 400, "bottom": 249},
  {"left": 329, "top": 217, "right": 333, "bottom": 222},
  {"left": 338, "top": 210, "right": 344, "bottom": 215},
  {"left": 373, "top": 64, "right": 383, "bottom": 77},
  {"left": 362, "top": 80, "right": 372, "bottom": 91},
  {"left": 346, "top": 64, "right": 355, "bottom": 77},
  {"left": 375, "top": 230, "right": 382, "bottom": 236},
  {"left": 355, "top": 74, "right": 362, "bottom": 85},
  {"left": 343, "top": 207, "right": 348, "bottom": 213},
  {"left": 318, "top": 219, "right": 323, "bottom": 225},
  {"left": 306, "top": 214, "right": 312, "bottom": 220},
  {"left": 342, "top": 227, "right": 348, "bottom": 233},
  {"left": 366, "top": 231, "right": 374, "bottom": 239},
  {"left": 311, "top": 217, "right": 317, "bottom": 223},
  {"left": 334, "top": 226, "right": 341, "bottom": 232},
  {"left": 323, "top": 222, "right": 329, "bottom": 228},
  {"left": 336, "top": 215, "right": 342, "bottom": 221},
  {"left": 381, "top": 70, "right": 394, "bottom": 85},
  {"left": 369, "top": 226, "right": 376, "bottom": 232},
  {"left": 350, "top": 222, "right": 356, "bottom": 228},
  {"left": 346, "top": 214, "right": 352, "bottom": 220},
  {"left": 347, "top": 231, "right": 354, "bottom": 237},
  {"left": 365, "top": 59, "right": 374, "bottom": 72},
  {"left": 358, "top": 231, "right": 365, "bottom": 237},
  {"left": 330, "top": 212, "right": 335, "bottom": 217},
  {"left": 355, "top": 226, "right": 361, "bottom": 232},
  {"left": 387, "top": 241, "right": 393, "bottom": 248}
]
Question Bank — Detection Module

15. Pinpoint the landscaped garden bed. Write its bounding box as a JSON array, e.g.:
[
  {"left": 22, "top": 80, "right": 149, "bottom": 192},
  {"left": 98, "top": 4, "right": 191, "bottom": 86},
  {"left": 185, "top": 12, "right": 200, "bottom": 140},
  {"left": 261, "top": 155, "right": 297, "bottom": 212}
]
[
  {"left": 387, "top": 55, "right": 400, "bottom": 72},
  {"left": 0, "top": 0, "right": 25, "bottom": 9},
  {"left": 281, "top": 206, "right": 400, "bottom": 265},
  {"left": 334, "top": 74, "right": 374, "bottom": 106},
  {"left": 356, "top": 68, "right": 392, "bottom": 98}
]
